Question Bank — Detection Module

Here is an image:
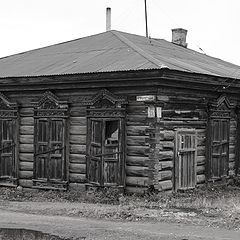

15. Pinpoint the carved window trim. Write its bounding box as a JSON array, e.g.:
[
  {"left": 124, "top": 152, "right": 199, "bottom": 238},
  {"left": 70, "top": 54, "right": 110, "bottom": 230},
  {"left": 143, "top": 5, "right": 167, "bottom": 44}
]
[
  {"left": 33, "top": 91, "right": 69, "bottom": 190},
  {"left": 0, "top": 92, "right": 19, "bottom": 186}
]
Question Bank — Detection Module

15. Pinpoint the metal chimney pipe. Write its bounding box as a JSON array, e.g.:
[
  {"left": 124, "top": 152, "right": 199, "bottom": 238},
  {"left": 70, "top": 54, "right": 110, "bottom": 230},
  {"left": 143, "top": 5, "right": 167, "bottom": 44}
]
[{"left": 106, "top": 7, "right": 111, "bottom": 31}]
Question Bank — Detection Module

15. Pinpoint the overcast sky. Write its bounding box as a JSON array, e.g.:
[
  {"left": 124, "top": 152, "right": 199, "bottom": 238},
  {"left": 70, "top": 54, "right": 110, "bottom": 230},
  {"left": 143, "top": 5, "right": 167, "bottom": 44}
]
[{"left": 0, "top": 0, "right": 239, "bottom": 65}]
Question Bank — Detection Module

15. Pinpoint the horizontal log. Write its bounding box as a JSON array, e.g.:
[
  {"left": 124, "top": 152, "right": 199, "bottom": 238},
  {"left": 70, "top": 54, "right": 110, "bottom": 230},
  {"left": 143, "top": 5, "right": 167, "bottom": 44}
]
[
  {"left": 197, "top": 146, "right": 205, "bottom": 156},
  {"left": 19, "top": 179, "right": 33, "bottom": 188},
  {"left": 19, "top": 161, "right": 33, "bottom": 171},
  {"left": 70, "top": 117, "right": 87, "bottom": 125},
  {"left": 69, "top": 163, "right": 86, "bottom": 174},
  {"left": 197, "top": 156, "right": 205, "bottom": 165},
  {"left": 127, "top": 146, "right": 149, "bottom": 157},
  {"left": 229, "top": 153, "right": 235, "bottom": 161},
  {"left": 159, "top": 151, "right": 173, "bottom": 160},
  {"left": 69, "top": 173, "right": 86, "bottom": 183},
  {"left": 156, "top": 180, "right": 173, "bottom": 191},
  {"left": 163, "top": 120, "right": 206, "bottom": 129},
  {"left": 19, "top": 153, "right": 34, "bottom": 162},
  {"left": 20, "top": 126, "right": 34, "bottom": 135},
  {"left": 155, "top": 161, "right": 173, "bottom": 171},
  {"left": 69, "top": 154, "right": 86, "bottom": 164},
  {"left": 19, "top": 170, "right": 33, "bottom": 179},
  {"left": 126, "top": 176, "right": 149, "bottom": 187},
  {"left": 70, "top": 107, "right": 86, "bottom": 117},
  {"left": 126, "top": 166, "right": 149, "bottom": 177},
  {"left": 197, "top": 165, "right": 205, "bottom": 174},
  {"left": 70, "top": 126, "right": 87, "bottom": 135},
  {"left": 19, "top": 144, "right": 34, "bottom": 153},
  {"left": 70, "top": 135, "right": 86, "bottom": 145},
  {"left": 127, "top": 105, "right": 147, "bottom": 115},
  {"left": 161, "top": 141, "right": 174, "bottom": 150},
  {"left": 162, "top": 110, "right": 200, "bottom": 119},
  {"left": 197, "top": 137, "right": 206, "bottom": 146},
  {"left": 229, "top": 161, "right": 235, "bottom": 170},
  {"left": 20, "top": 117, "right": 34, "bottom": 126},
  {"left": 126, "top": 156, "right": 149, "bottom": 167},
  {"left": 127, "top": 136, "right": 147, "bottom": 146},
  {"left": 156, "top": 170, "right": 172, "bottom": 181},
  {"left": 20, "top": 135, "right": 34, "bottom": 144},
  {"left": 127, "top": 126, "right": 148, "bottom": 136},
  {"left": 20, "top": 108, "right": 34, "bottom": 117},
  {"left": 127, "top": 115, "right": 147, "bottom": 126},
  {"left": 70, "top": 144, "right": 86, "bottom": 154},
  {"left": 197, "top": 174, "right": 205, "bottom": 184},
  {"left": 159, "top": 130, "right": 174, "bottom": 141}
]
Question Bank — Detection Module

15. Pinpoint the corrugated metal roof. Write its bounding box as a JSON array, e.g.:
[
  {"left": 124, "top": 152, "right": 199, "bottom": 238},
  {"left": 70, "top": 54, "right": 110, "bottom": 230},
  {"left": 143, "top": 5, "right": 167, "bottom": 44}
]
[{"left": 0, "top": 30, "right": 240, "bottom": 79}]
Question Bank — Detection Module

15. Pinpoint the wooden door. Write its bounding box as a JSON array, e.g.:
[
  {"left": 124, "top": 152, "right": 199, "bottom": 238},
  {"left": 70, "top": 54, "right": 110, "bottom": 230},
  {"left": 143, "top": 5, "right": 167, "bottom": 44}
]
[
  {"left": 175, "top": 130, "right": 197, "bottom": 190},
  {"left": 210, "top": 119, "right": 229, "bottom": 178},
  {"left": 88, "top": 119, "right": 123, "bottom": 187},
  {"left": 35, "top": 118, "right": 65, "bottom": 182},
  {"left": 0, "top": 119, "right": 15, "bottom": 179}
]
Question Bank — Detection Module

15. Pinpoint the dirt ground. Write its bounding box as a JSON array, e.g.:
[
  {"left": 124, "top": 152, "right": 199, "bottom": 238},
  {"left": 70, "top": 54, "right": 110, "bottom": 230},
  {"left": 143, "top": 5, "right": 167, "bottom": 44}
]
[{"left": 0, "top": 201, "right": 239, "bottom": 240}]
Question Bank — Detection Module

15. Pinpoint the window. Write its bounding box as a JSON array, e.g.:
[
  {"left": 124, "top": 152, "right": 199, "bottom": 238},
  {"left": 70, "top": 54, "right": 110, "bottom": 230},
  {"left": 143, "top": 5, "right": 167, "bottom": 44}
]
[
  {"left": 0, "top": 93, "right": 18, "bottom": 186},
  {"left": 175, "top": 129, "right": 197, "bottom": 190},
  {"left": 209, "top": 119, "right": 229, "bottom": 179},
  {"left": 85, "top": 89, "right": 127, "bottom": 188},
  {"left": 33, "top": 92, "right": 68, "bottom": 190},
  {"left": 208, "top": 95, "right": 231, "bottom": 180}
]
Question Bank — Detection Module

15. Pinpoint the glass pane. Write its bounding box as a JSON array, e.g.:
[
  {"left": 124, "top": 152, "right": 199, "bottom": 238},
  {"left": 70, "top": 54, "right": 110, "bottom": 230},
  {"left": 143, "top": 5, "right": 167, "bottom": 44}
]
[
  {"left": 213, "top": 121, "right": 220, "bottom": 141},
  {"left": 92, "top": 121, "right": 102, "bottom": 144},
  {"left": 105, "top": 120, "right": 119, "bottom": 145},
  {"left": 222, "top": 120, "right": 228, "bottom": 141},
  {"left": 2, "top": 120, "right": 12, "bottom": 140}
]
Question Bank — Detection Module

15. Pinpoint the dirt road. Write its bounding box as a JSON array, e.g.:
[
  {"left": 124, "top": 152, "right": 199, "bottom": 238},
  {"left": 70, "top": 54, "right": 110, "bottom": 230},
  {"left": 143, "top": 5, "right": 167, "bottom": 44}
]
[{"left": 0, "top": 207, "right": 239, "bottom": 240}]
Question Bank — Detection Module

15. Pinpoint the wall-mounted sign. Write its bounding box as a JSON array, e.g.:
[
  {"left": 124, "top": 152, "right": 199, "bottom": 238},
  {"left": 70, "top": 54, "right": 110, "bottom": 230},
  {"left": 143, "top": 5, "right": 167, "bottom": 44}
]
[
  {"left": 136, "top": 95, "right": 156, "bottom": 102},
  {"left": 148, "top": 106, "right": 155, "bottom": 118}
]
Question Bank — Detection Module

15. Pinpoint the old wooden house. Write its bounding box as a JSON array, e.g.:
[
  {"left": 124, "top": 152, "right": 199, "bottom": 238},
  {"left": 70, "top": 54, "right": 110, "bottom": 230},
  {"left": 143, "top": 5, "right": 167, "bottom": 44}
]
[{"left": 0, "top": 29, "right": 240, "bottom": 193}]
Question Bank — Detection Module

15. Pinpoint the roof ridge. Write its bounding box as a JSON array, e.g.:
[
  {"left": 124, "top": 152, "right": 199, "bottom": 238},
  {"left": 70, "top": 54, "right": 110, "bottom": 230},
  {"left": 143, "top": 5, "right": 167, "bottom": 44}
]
[{"left": 111, "top": 31, "right": 168, "bottom": 69}]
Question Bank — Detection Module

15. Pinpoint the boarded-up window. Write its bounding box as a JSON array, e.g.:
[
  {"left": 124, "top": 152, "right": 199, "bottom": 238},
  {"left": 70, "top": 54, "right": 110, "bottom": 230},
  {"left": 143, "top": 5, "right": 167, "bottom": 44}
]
[
  {"left": 0, "top": 120, "right": 15, "bottom": 180},
  {"left": 33, "top": 91, "right": 68, "bottom": 190},
  {"left": 210, "top": 119, "right": 229, "bottom": 178},
  {"left": 175, "top": 129, "right": 197, "bottom": 190}
]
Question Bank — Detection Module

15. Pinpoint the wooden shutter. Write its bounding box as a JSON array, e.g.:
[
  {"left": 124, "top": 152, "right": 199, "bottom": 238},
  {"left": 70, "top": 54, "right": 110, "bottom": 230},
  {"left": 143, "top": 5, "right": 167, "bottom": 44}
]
[
  {"left": 0, "top": 120, "right": 14, "bottom": 178},
  {"left": 210, "top": 119, "right": 229, "bottom": 178},
  {"left": 175, "top": 130, "right": 197, "bottom": 190},
  {"left": 35, "top": 119, "right": 49, "bottom": 179}
]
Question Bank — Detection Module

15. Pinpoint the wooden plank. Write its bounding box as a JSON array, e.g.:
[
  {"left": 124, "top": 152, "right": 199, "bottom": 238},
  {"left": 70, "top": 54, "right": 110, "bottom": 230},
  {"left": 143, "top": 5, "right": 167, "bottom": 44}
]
[
  {"left": 69, "top": 163, "right": 86, "bottom": 174},
  {"left": 69, "top": 173, "right": 86, "bottom": 183},
  {"left": 70, "top": 135, "right": 86, "bottom": 144},
  {"left": 156, "top": 161, "right": 173, "bottom": 171},
  {"left": 126, "top": 156, "right": 149, "bottom": 167},
  {"left": 20, "top": 126, "right": 34, "bottom": 135},
  {"left": 126, "top": 166, "right": 149, "bottom": 177},
  {"left": 70, "top": 144, "right": 86, "bottom": 154},
  {"left": 20, "top": 135, "right": 34, "bottom": 144},
  {"left": 70, "top": 126, "right": 87, "bottom": 135},
  {"left": 19, "top": 162, "right": 33, "bottom": 171},
  {"left": 20, "top": 117, "right": 34, "bottom": 126},
  {"left": 69, "top": 154, "right": 86, "bottom": 164},
  {"left": 161, "top": 141, "right": 174, "bottom": 149},
  {"left": 197, "top": 165, "right": 205, "bottom": 174},
  {"left": 19, "top": 144, "right": 34, "bottom": 153},
  {"left": 70, "top": 107, "right": 86, "bottom": 117},
  {"left": 126, "top": 176, "right": 149, "bottom": 187},
  {"left": 19, "top": 153, "right": 34, "bottom": 162}
]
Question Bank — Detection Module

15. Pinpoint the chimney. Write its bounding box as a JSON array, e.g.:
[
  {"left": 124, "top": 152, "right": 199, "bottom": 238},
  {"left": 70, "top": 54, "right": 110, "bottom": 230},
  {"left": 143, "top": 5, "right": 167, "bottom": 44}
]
[
  {"left": 106, "top": 7, "right": 111, "bottom": 31},
  {"left": 172, "top": 28, "right": 188, "bottom": 47}
]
